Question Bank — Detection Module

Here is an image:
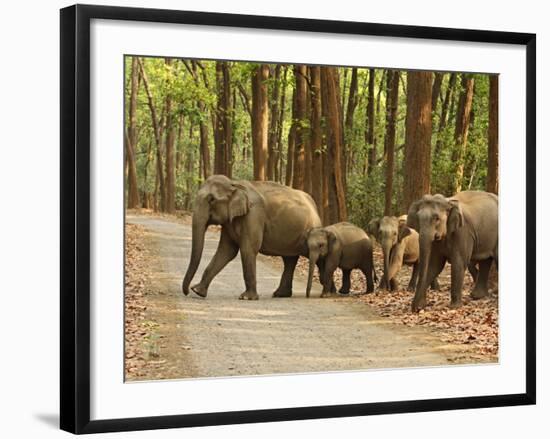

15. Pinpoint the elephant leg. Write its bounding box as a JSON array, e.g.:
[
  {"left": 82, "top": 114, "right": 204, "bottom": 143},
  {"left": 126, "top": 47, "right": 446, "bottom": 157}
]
[
  {"left": 321, "top": 261, "right": 339, "bottom": 298},
  {"left": 239, "top": 239, "right": 260, "bottom": 300},
  {"left": 339, "top": 269, "right": 351, "bottom": 295},
  {"left": 471, "top": 258, "right": 492, "bottom": 299},
  {"left": 467, "top": 262, "right": 479, "bottom": 282},
  {"left": 389, "top": 277, "right": 399, "bottom": 292},
  {"left": 414, "top": 254, "right": 446, "bottom": 310},
  {"left": 361, "top": 263, "right": 375, "bottom": 294},
  {"left": 192, "top": 230, "right": 239, "bottom": 297},
  {"left": 449, "top": 258, "right": 467, "bottom": 308},
  {"left": 407, "top": 263, "right": 419, "bottom": 291},
  {"left": 430, "top": 277, "right": 440, "bottom": 291},
  {"left": 272, "top": 256, "right": 298, "bottom": 297},
  {"left": 316, "top": 258, "right": 326, "bottom": 287}
]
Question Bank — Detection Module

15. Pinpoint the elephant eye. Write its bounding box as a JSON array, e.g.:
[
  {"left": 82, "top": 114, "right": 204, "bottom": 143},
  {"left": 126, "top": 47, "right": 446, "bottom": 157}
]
[{"left": 432, "top": 214, "right": 440, "bottom": 222}]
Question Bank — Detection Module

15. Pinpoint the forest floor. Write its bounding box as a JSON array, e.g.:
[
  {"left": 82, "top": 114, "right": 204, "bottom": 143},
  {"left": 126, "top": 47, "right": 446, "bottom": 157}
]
[{"left": 125, "top": 211, "right": 497, "bottom": 381}]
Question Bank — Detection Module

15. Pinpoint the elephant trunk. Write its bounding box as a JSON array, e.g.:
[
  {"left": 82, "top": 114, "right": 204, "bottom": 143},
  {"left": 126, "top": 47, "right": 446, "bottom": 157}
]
[
  {"left": 386, "top": 246, "right": 401, "bottom": 284},
  {"left": 382, "top": 241, "right": 392, "bottom": 290},
  {"left": 306, "top": 252, "right": 319, "bottom": 298},
  {"left": 181, "top": 207, "right": 208, "bottom": 295},
  {"left": 413, "top": 231, "right": 434, "bottom": 311}
]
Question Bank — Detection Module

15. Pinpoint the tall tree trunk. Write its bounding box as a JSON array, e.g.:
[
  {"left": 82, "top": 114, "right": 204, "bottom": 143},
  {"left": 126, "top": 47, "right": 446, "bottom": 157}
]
[
  {"left": 138, "top": 57, "right": 165, "bottom": 211},
  {"left": 164, "top": 59, "right": 176, "bottom": 213},
  {"left": 384, "top": 71, "right": 400, "bottom": 216},
  {"left": 431, "top": 72, "right": 443, "bottom": 113},
  {"left": 435, "top": 72, "right": 457, "bottom": 154},
  {"left": 486, "top": 75, "right": 499, "bottom": 194},
  {"left": 267, "top": 65, "right": 281, "bottom": 181},
  {"left": 285, "top": 88, "right": 297, "bottom": 186},
  {"left": 251, "top": 64, "right": 270, "bottom": 181},
  {"left": 304, "top": 76, "right": 313, "bottom": 195},
  {"left": 214, "top": 62, "right": 232, "bottom": 177},
  {"left": 344, "top": 67, "right": 358, "bottom": 183},
  {"left": 321, "top": 66, "right": 347, "bottom": 222},
  {"left": 126, "top": 56, "right": 140, "bottom": 209},
  {"left": 403, "top": 71, "right": 433, "bottom": 212},
  {"left": 276, "top": 66, "right": 288, "bottom": 183},
  {"left": 292, "top": 65, "right": 307, "bottom": 190},
  {"left": 189, "top": 61, "right": 211, "bottom": 180},
  {"left": 452, "top": 74, "right": 475, "bottom": 193},
  {"left": 375, "top": 70, "right": 386, "bottom": 156},
  {"left": 366, "top": 68, "right": 376, "bottom": 173},
  {"left": 310, "top": 66, "right": 324, "bottom": 219}
]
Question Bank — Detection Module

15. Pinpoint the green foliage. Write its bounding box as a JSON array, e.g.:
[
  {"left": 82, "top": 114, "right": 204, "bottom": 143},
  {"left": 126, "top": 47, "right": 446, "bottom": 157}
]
[
  {"left": 347, "top": 167, "right": 385, "bottom": 228},
  {"left": 126, "top": 56, "right": 495, "bottom": 222}
]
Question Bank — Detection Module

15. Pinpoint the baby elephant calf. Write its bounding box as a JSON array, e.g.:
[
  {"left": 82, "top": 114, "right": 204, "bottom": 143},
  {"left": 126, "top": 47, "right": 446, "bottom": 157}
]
[
  {"left": 305, "top": 222, "right": 376, "bottom": 298},
  {"left": 368, "top": 215, "right": 424, "bottom": 291}
]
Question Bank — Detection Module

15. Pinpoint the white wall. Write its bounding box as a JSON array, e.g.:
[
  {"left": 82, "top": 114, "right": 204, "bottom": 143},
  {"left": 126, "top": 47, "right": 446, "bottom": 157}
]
[{"left": 0, "top": 0, "right": 546, "bottom": 437}]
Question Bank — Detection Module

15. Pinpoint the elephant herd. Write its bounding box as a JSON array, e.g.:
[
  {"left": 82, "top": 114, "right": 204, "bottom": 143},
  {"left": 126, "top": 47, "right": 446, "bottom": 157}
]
[{"left": 182, "top": 175, "right": 498, "bottom": 312}]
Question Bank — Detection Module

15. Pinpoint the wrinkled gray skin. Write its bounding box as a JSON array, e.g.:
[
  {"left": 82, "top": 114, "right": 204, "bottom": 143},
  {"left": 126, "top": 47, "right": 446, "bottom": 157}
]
[
  {"left": 182, "top": 175, "right": 322, "bottom": 300},
  {"left": 367, "top": 215, "right": 439, "bottom": 292},
  {"left": 407, "top": 191, "right": 498, "bottom": 312},
  {"left": 305, "top": 222, "right": 376, "bottom": 298}
]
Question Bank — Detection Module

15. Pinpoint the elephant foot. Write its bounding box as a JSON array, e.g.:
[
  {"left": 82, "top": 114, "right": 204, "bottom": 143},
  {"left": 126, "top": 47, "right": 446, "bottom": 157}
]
[
  {"left": 339, "top": 289, "right": 350, "bottom": 295},
  {"left": 191, "top": 283, "right": 208, "bottom": 298},
  {"left": 450, "top": 299, "right": 463, "bottom": 309},
  {"left": 239, "top": 290, "right": 259, "bottom": 300},
  {"left": 411, "top": 297, "right": 427, "bottom": 313},
  {"left": 470, "top": 288, "right": 489, "bottom": 300},
  {"left": 406, "top": 285, "right": 415, "bottom": 292},
  {"left": 272, "top": 288, "right": 292, "bottom": 298},
  {"left": 320, "top": 291, "right": 339, "bottom": 298}
]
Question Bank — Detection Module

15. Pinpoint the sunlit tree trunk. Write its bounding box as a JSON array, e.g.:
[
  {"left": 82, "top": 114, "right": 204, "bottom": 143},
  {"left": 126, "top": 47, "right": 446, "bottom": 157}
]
[
  {"left": 214, "top": 62, "right": 232, "bottom": 177},
  {"left": 452, "top": 74, "right": 475, "bottom": 193},
  {"left": 188, "top": 61, "right": 211, "bottom": 180},
  {"left": 344, "top": 67, "right": 358, "bottom": 185},
  {"left": 292, "top": 65, "right": 307, "bottom": 190},
  {"left": 366, "top": 68, "right": 376, "bottom": 173},
  {"left": 403, "top": 71, "right": 432, "bottom": 212},
  {"left": 276, "top": 66, "right": 288, "bottom": 183},
  {"left": 310, "top": 66, "right": 324, "bottom": 219},
  {"left": 431, "top": 72, "right": 443, "bottom": 113},
  {"left": 267, "top": 65, "right": 281, "bottom": 181},
  {"left": 384, "top": 71, "right": 400, "bottom": 216},
  {"left": 487, "top": 75, "right": 499, "bottom": 194},
  {"left": 435, "top": 72, "right": 457, "bottom": 155},
  {"left": 126, "top": 56, "right": 140, "bottom": 209},
  {"left": 285, "top": 88, "right": 296, "bottom": 186},
  {"left": 164, "top": 59, "right": 176, "bottom": 213},
  {"left": 138, "top": 57, "right": 166, "bottom": 211},
  {"left": 252, "top": 64, "right": 269, "bottom": 181},
  {"left": 321, "top": 66, "right": 347, "bottom": 223}
]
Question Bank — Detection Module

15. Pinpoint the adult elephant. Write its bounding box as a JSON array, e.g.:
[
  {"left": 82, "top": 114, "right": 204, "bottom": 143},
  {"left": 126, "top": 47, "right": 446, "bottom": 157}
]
[
  {"left": 181, "top": 175, "right": 322, "bottom": 300},
  {"left": 407, "top": 191, "right": 498, "bottom": 312}
]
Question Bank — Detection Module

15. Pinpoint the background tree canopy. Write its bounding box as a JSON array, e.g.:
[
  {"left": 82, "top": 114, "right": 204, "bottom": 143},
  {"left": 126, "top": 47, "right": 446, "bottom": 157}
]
[{"left": 125, "top": 57, "right": 498, "bottom": 228}]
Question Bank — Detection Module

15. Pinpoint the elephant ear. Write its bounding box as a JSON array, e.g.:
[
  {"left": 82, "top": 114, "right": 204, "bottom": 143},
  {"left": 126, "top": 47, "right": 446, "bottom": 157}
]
[
  {"left": 326, "top": 230, "right": 339, "bottom": 254},
  {"left": 397, "top": 223, "right": 412, "bottom": 242},
  {"left": 446, "top": 199, "right": 464, "bottom": 234},
  {"left": 407, "top": 200, "right": 421, "bottom": 231},
  {"left": 229, "top": 185, "right": 250, "bottom": 222},
  {"left": 367, "top": 219, "right": 380, "bottom": 241}
]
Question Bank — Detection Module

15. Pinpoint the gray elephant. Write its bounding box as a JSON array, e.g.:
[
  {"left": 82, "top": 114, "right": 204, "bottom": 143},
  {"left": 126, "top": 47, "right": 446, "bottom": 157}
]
[
  {"left": 407, "top": 191, "right": 498, "bottom": 312},
  {"left": 305, "top": 222, "right": 376, "bottom": 298},
  {"left": 181, "top": 175, "right": 322, "bottom": 300},
  {"left": 367, "top": 215, "right": 441, "bottom": 292}
]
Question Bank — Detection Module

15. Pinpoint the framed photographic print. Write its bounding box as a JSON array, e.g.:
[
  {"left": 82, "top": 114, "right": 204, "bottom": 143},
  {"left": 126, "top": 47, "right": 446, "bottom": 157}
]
[{"left": 60, "top": 4, "right": 536, "bottom": 434}]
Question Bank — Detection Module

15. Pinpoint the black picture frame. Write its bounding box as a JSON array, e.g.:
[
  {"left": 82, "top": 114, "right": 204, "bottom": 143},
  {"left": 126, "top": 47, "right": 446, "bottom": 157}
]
[{"left": 60, "top": 4, "right": 536, "bottom": 434}]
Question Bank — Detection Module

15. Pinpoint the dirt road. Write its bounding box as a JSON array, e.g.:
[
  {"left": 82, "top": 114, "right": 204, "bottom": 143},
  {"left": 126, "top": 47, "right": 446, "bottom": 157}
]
[{"left": 127, "top": 214, "right": 476, "bottom": 381}]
